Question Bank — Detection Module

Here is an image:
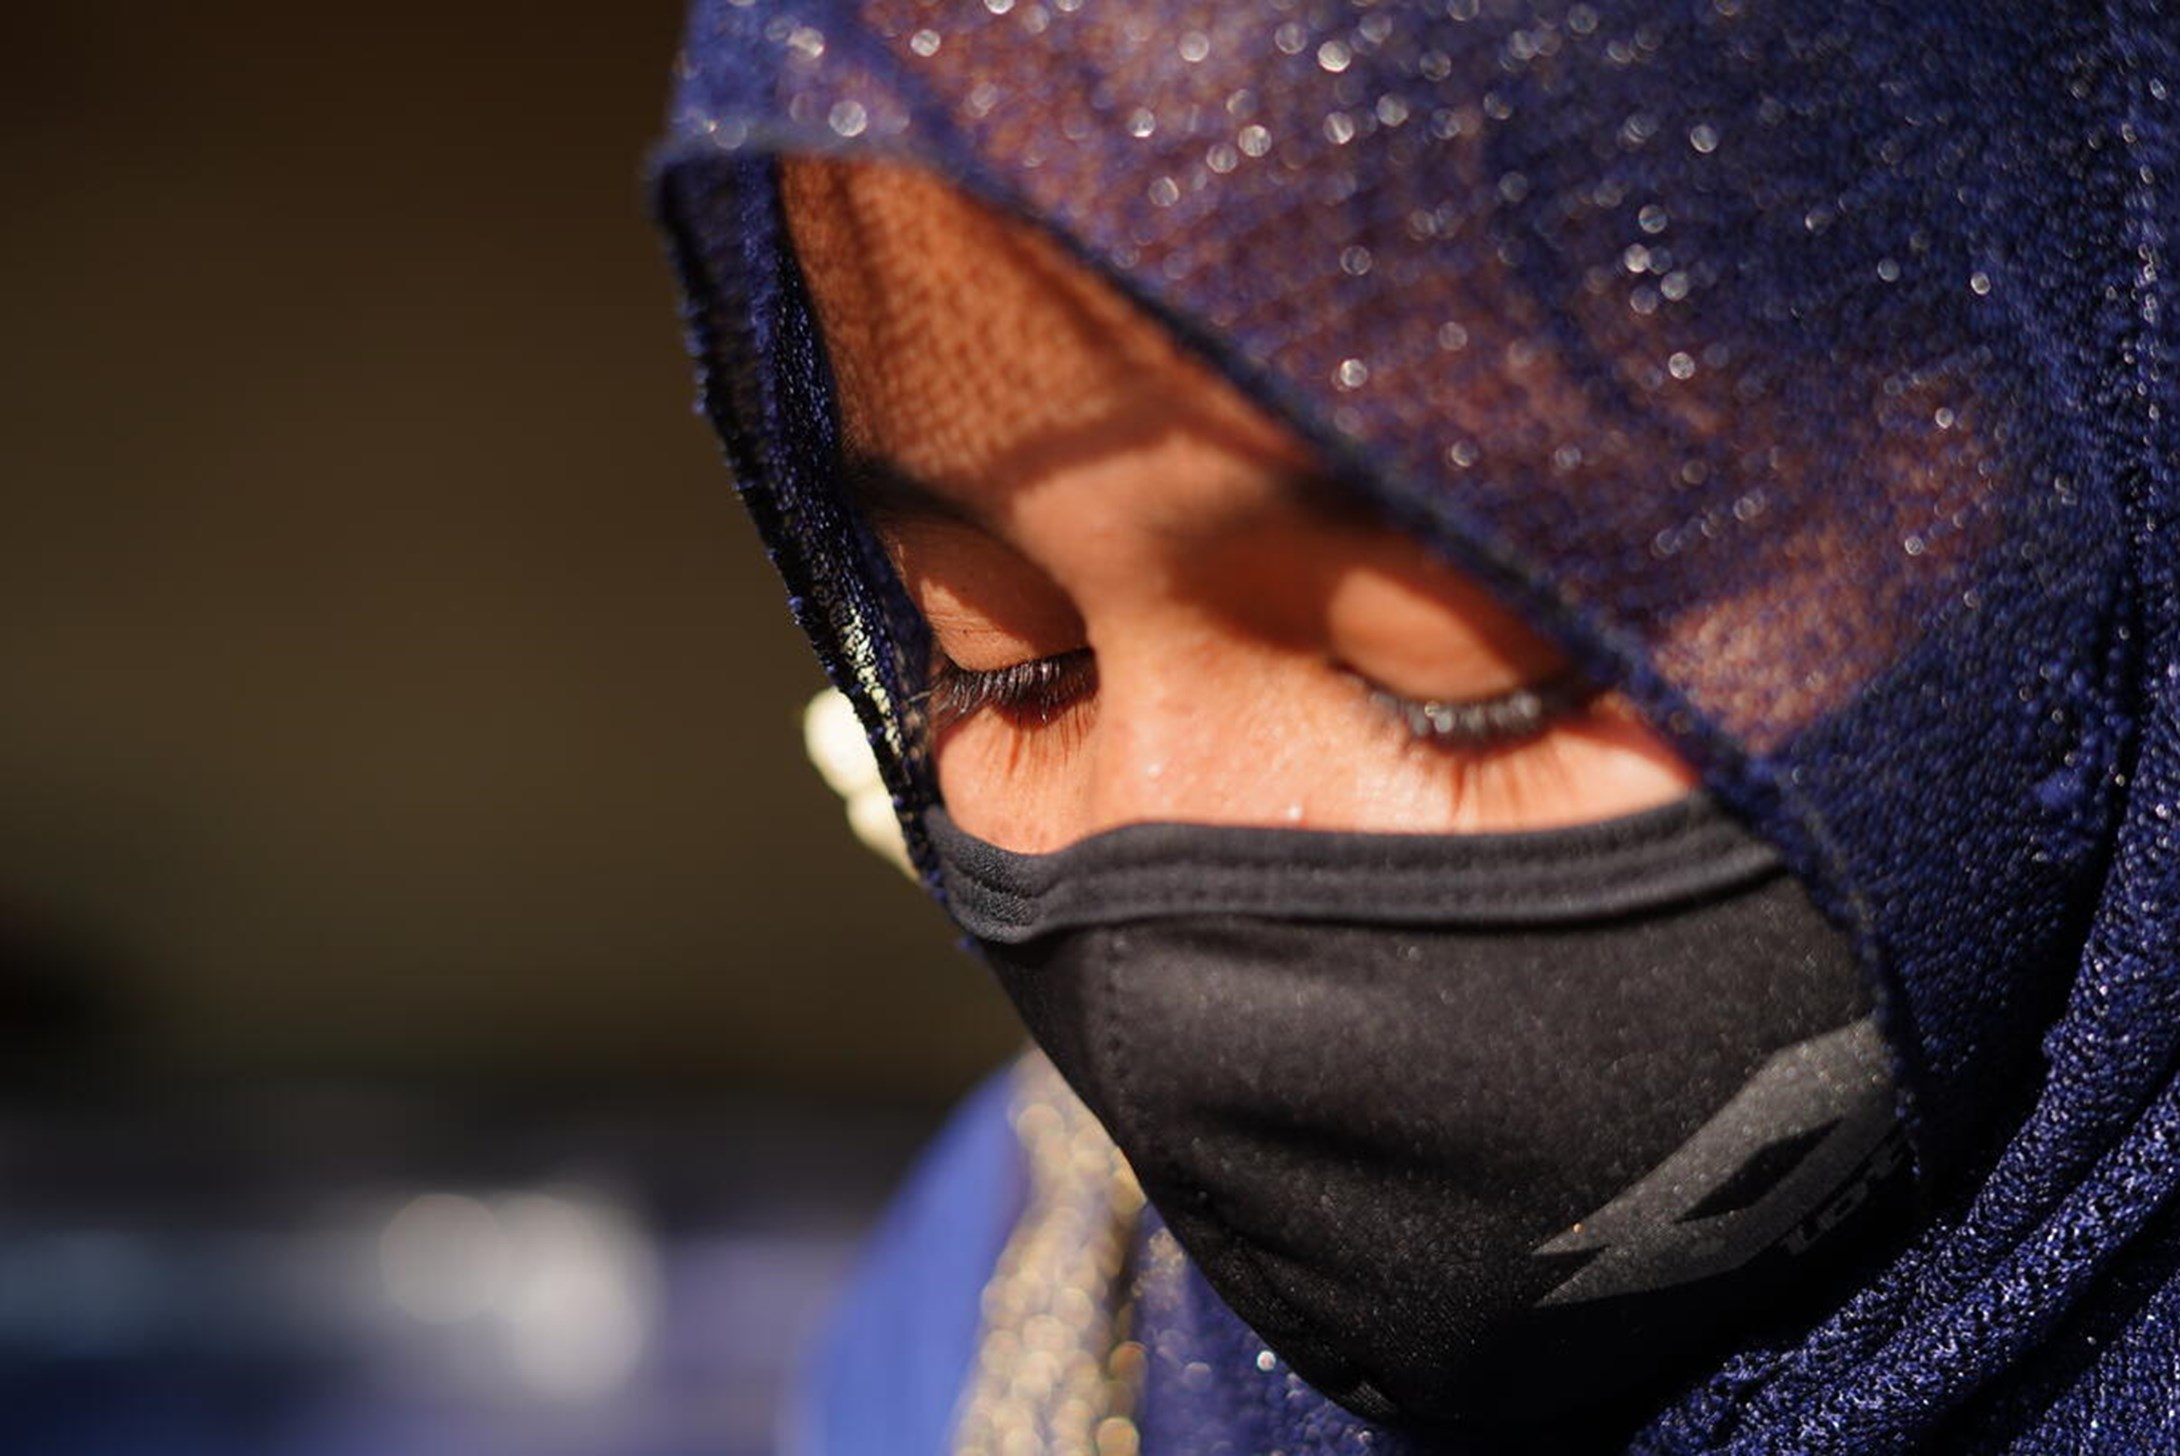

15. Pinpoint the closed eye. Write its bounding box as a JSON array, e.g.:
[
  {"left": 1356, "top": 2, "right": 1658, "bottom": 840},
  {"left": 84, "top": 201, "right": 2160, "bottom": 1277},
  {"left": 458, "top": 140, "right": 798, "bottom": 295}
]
[
  {"left": 924, "top": 648, "right": 1098, "bottom": 737},
  {"left": 1355, "top": 668, "right": 1600, "bottom": 753}
]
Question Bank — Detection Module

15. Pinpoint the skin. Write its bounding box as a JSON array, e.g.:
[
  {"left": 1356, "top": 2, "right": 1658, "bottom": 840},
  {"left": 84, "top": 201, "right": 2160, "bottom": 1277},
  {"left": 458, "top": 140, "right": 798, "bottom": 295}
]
[{"left": 781, "top": 158, "right": 1696, "bottom": 853}]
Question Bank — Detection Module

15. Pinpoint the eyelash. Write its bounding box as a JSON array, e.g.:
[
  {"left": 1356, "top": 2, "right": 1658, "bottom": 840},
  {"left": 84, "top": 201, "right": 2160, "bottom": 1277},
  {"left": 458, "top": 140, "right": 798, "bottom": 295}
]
[
  {"left": 923, "top": 649, "right": 1593, "bottom": 752},
  {"left": 924, "top": 648, "right": 1099, "bottom": 736},
  {"left": 1359, "top": 669, "right": 1597, "bottom": 752}
]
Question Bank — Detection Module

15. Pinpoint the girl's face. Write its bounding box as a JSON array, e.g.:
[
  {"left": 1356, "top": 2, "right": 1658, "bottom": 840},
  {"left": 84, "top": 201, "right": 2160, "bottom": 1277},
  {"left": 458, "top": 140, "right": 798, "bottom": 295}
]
[{"left": 783, "top": 159, "right": 1695, "bottom": 852}]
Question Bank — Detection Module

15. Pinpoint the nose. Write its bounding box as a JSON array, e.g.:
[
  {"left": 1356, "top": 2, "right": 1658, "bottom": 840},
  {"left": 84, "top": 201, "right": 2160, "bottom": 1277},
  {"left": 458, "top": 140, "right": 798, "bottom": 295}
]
[{"left": 1075, "top": 634, "right": 1324, "bottom": 840}]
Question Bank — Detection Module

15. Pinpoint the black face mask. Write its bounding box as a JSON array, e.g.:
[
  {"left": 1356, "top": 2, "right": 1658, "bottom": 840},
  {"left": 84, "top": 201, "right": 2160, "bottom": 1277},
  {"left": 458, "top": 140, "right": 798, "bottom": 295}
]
[{"left": 930, "top": 795, "right": 1916, "bottom": 1433}]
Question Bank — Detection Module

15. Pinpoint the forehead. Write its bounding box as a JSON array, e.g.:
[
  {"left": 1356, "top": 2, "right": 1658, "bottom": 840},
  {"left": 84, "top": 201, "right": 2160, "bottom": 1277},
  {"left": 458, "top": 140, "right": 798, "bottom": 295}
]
[{"left": 778, "top": 158, "right": 1310, "bottom": 510}]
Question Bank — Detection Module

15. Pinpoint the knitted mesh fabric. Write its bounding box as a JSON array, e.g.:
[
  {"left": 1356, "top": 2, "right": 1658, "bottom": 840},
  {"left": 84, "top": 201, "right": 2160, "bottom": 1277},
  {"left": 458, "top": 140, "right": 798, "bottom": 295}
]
[{"left": 653, "top": 2, "right": 2180, "bottom": 1448}]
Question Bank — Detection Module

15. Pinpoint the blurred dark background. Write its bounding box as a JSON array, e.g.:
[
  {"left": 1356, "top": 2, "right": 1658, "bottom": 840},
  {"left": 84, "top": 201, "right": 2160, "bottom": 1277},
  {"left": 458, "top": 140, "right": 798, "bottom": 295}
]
[{"left": 2, "top": 3, "right": 1019, "bottom": 1450}]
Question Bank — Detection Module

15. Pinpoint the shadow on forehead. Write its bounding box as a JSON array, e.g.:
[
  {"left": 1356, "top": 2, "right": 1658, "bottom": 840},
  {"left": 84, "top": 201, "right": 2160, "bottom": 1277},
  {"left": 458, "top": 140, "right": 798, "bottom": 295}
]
[{"left": 778, "top": 158, "right": 1320, "bottom": 494}]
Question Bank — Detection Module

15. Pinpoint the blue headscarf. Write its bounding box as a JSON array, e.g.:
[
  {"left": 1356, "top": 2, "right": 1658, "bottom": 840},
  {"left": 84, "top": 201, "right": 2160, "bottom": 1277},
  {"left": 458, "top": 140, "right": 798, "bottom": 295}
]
[{"left": 655, "top": 1, "right": 2180, "bottom": 1448}]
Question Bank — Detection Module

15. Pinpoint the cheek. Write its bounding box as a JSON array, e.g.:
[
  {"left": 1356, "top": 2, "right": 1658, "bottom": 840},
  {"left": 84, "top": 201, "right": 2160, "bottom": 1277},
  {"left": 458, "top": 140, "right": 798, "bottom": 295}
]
[
  {"left": 1337, "top": 700, "right": 1700, "bottom": 833},
  {"left": 1544, "top": 701, "right": 1705, "bottom": 820},
  {"left": 930, "top": 702, "right": 1098, "bottom": 852}
]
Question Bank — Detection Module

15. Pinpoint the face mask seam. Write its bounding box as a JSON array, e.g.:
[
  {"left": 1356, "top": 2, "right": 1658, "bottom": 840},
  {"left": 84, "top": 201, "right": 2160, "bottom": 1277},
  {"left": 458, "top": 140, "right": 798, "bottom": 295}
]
[
  {"left": 950, "top": 851, "right": 1784, "bottom": 940},
  {"left": 1037, "top": 855, "right": 1768, "bottom": 909}
]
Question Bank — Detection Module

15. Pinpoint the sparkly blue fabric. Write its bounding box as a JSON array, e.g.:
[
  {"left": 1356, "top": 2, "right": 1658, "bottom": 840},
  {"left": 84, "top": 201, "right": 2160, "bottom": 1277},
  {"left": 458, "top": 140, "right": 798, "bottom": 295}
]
[{"left": 655, "top": 0, "right": 2180, "bottom": 1448}]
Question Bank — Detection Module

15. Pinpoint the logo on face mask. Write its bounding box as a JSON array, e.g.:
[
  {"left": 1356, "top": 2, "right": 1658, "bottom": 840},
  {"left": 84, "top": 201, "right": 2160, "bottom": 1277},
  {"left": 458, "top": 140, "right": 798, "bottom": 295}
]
[{"left": 1535, "top": 1018, "right": 1904, "bottom": 1305}]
